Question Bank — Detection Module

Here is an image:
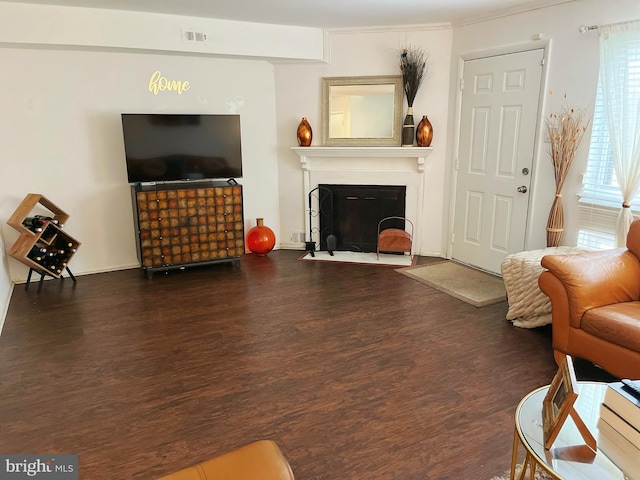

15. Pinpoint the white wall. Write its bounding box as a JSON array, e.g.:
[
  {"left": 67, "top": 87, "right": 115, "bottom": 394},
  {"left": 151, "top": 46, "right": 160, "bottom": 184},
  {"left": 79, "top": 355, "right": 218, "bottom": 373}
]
[
  {"left": 0, "top": 47, "right": 282, "bottom": 281},
  {"left": 448, "top": 0, "right": 640, "bottom": 250},
  {"left": 275, "top": 26, "right": 454, "bottom": 255}
]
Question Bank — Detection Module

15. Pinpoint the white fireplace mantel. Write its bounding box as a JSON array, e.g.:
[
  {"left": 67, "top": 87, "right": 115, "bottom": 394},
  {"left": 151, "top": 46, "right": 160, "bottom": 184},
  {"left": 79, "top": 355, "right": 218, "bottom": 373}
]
[
  {"left": 291, "top": 146, "right": 433, "bottom": 172},
  {"left": 291, "top": 146, "right": 434, "bottom": 255}
]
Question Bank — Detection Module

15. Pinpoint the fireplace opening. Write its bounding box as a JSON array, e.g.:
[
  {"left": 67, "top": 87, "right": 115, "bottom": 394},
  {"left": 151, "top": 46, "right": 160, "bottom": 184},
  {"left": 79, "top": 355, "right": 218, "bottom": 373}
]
[{"left": 318, "top": 184, "right": 406, "bottom": 253}]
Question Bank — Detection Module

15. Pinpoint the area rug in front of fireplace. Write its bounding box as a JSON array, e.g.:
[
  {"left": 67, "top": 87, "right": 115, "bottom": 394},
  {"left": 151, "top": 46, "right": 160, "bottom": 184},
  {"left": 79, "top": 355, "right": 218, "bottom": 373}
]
[
  {"left": 300, "top": 251, "right": 415, "bottom": 267},
  {"left": 396, "top": 261, "right": 506, "bottom": 307}
]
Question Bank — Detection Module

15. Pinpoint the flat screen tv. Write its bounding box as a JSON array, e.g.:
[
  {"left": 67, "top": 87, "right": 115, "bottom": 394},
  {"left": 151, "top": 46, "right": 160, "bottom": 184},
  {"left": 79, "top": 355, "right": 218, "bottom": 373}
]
[{"left": 121, "top": 114, "right": 243, "bottom": 183}]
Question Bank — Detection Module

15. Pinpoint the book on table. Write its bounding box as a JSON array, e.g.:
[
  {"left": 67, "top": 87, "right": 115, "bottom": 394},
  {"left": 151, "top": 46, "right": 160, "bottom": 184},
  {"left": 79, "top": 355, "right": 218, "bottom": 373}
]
[
  {"left": 599, "top": 403, "right": 640, "bottom": 449},
  {"left": 603, "top": 381, "right": 640, "bottom": 431},
  {"left": 597, "top": 417, "right": 640, "bottom": 480}
]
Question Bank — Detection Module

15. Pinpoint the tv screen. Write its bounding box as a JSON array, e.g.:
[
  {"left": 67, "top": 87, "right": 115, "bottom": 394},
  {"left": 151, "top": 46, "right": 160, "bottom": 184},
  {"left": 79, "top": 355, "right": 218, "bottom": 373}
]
[{"left": 121, "top": 114, "right": 243, "bottom": 183}]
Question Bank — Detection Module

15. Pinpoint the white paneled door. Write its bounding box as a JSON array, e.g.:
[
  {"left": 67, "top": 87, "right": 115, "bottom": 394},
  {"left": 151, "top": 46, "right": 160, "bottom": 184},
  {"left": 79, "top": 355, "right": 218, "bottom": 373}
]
[{"left": 452, "top": 49, "right": 544, "bottom": 274}]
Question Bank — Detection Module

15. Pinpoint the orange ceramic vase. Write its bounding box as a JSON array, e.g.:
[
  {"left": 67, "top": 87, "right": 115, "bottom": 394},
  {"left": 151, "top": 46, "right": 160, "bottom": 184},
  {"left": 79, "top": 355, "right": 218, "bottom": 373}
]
[
  {"left": 416, "top": 115, "right": 433, "bottom": 147},
  {"left": 246, "top": 218, "right": 276, "bottom": 256},
  {"left": 297, "top": 117, "right": 312, "bottom": 147}
]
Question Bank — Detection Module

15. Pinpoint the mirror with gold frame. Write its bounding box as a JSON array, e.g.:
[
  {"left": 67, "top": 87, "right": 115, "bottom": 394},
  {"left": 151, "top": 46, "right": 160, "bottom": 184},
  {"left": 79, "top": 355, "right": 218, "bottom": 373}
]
[{"left": 322, "top": 75, "right": 403, "bottom": 146}]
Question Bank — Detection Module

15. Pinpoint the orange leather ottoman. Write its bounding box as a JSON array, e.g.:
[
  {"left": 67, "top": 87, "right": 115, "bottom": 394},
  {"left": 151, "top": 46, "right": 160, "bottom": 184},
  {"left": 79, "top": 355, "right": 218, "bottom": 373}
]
[{"left": 158, "top": 440, "right": 295, "bottom": 480}]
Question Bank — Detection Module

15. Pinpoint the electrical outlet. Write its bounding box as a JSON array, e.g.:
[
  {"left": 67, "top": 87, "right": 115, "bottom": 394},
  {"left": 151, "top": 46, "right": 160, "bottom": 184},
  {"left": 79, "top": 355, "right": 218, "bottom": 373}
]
[{"left": 290, "top": 232, "right": 305, "bottom": 243}]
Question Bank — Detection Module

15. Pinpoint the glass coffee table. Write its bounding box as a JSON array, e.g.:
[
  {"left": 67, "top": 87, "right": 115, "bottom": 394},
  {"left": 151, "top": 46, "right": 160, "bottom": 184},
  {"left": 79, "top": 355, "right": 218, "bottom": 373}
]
[{"left": 510, "top": 381, "right": 629, "bottom": 479}]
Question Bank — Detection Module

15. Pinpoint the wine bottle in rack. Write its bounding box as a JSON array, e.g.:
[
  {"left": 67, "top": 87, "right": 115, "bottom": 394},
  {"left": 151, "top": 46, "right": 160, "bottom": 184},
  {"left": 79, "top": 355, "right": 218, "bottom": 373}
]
[
  {"left": 45, "top": 250, "right": 59, "bottom": 270},
  {"left": 52, "top": 238, "right": 75, "bottom": 256},
  {"left": 27, "top": 245, "right": 46, "bottom": 264},
  {"left": 22, "top": 216, "right": 45, "bottom": 233},
  {"left": 40, "top": 224, "right": 58, "bottom": 243},
  {"left": 34, "top": 214, "right": 59, "bottom": 225}
]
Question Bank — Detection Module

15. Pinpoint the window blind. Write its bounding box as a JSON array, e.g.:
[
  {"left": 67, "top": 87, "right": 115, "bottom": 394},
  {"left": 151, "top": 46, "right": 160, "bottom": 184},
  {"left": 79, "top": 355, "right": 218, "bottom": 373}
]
[{"left": 576, "top": 203, "right": 617, "bottom": 250}]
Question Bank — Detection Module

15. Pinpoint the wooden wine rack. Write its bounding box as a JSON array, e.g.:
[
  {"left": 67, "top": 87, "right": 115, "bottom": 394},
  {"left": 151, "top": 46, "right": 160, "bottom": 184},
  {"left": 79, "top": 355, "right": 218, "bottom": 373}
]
[
  {"left": 6, "top": 194, "right": 81, "bottom": 283},
  {"left": 131, "top": 182, "right": 244, "bottom": 278}
]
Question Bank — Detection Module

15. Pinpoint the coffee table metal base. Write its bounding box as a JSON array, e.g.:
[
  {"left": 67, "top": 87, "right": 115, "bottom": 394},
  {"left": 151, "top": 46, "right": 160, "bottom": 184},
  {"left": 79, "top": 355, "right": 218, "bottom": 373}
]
[{"left": 511, "top": 426, "right": 559, "bottom": 480}]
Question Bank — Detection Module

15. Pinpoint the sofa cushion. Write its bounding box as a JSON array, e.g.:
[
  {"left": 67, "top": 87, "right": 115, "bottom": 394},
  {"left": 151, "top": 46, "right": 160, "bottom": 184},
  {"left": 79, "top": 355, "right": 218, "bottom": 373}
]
[{"left": 582, "top": 301, "right": 640, "bottom": 352}]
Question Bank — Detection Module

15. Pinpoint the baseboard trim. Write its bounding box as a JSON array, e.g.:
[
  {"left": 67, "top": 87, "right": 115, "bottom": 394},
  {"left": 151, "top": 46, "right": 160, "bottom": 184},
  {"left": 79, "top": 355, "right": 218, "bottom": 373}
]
[
  {"left": 0, "top": 281, "right": 15, "bottom": 336},
  {"left": 12, "top": 263, "right": 141, "bottom": 284},
  {"left": 278, "top": 243, "right": 305, "bottom": 250}
]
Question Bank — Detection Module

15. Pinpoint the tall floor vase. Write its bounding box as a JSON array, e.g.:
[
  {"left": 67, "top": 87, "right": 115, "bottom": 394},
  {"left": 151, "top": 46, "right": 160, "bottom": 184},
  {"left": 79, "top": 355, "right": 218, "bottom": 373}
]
[
  {"left": 247, "top": 218, "right": 276, "bottom": 256},
  {"left": 546, "top": 195, "right": 564, "bottom": 247},
  {"left": 402, "top": 107, "right": 414, "bottom": 147}
]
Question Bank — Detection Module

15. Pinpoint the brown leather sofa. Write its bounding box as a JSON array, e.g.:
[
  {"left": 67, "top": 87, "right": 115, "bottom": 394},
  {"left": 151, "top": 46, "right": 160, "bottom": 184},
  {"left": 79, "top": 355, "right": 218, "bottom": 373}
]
[
  {"left": 538, "top": 220, "right": 640, "bottom": 380},
  {"left": 158, "top": 440, "right": 295, "bottom": 480}
]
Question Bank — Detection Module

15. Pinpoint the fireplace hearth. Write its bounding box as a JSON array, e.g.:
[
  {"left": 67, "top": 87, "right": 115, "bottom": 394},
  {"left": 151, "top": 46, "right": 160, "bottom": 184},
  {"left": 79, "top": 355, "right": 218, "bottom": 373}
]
[{"left": 318, "top": 184, "right": 406, "bottom": 253}]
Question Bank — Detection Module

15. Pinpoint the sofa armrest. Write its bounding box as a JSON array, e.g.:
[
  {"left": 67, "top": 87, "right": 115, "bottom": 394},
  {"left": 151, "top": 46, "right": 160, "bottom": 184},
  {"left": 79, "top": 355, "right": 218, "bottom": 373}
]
[
  {"left": 158, "top": 440, "right": 295, "bottom": 480},
  {"left": 538, "top": 271, "right": 572, "bottom": 354},
  {"left": 540, "top": 248, "right": 640, "bottom": 327}
]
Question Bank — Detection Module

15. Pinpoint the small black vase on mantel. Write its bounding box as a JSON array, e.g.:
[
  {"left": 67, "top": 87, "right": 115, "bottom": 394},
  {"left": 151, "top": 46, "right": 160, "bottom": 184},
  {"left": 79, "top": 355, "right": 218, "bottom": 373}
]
[{"left": 402, "top": 107, "right": 415, "bottom": 147}]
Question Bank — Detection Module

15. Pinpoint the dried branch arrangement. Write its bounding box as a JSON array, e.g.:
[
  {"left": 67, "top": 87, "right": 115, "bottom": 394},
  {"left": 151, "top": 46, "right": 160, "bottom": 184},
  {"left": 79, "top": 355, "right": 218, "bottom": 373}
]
[
  {"left": 400, "top": 46, "right": 429, "bottom": 107},
  {"left": 545, "top": 99, "right": 590, "bottom": 246}
]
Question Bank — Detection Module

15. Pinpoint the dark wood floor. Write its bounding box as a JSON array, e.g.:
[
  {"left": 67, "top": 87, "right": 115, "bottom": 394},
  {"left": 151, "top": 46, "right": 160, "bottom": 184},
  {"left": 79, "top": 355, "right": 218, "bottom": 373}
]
[{"left": 0, "top": 250, "right": 615, "bottom": 479}]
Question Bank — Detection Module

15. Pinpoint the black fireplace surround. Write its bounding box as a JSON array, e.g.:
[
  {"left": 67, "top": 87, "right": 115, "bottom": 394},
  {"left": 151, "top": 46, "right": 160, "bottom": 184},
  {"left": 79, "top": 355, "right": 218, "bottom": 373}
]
[{"left": 318, "top": 184, "right": 406, "bottom": 253}]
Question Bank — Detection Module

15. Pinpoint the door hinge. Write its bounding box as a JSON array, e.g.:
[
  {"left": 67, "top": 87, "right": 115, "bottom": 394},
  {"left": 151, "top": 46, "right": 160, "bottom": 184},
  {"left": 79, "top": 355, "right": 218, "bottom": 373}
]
[
  {"left": 459, "top": 78, "right": 464, "bottom": 91},
  {"left": 451, "top": 233, "right": 455, "bottom": 244},
  {"left": 455, "top": 158, "right": 460, "bottom": 170},
  {"left": 540, "top": 59, "right": 545, "bottom": 66}
]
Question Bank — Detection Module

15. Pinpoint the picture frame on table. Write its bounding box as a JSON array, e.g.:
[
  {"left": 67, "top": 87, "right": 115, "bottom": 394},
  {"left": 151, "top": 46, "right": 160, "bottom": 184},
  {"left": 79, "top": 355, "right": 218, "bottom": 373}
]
[{"left": 542, "top": 354, "right": 596, "bottom": 450}]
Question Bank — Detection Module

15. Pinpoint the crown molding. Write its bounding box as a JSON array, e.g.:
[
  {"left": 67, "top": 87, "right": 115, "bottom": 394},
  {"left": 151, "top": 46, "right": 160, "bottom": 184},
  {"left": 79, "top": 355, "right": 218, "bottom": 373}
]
[{"left": 452, "top": 0, "right": 578, "bottom": 27}]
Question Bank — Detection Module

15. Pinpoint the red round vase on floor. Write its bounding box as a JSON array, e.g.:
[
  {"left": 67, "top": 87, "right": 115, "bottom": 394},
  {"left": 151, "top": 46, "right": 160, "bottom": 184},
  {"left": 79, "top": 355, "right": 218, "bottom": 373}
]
[{"left": 247, "top": 218, "right": 276, "bottom": 256}]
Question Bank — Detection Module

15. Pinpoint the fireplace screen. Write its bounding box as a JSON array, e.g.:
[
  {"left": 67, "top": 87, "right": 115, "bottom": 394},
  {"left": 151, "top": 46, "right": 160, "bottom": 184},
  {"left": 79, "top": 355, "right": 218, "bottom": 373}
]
[{"left": 318, "top": 184, "right": 406, "bottom": 253}]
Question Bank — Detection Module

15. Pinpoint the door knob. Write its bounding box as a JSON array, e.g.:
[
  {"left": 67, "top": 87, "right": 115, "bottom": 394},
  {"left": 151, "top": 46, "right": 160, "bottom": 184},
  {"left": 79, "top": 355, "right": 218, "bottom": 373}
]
[{"left": 517, "top": 185, "right": 528, "bottom": 193}]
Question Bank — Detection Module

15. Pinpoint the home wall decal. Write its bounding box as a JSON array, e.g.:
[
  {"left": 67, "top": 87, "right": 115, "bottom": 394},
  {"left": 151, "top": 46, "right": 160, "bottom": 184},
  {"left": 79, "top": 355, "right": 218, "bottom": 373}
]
[{"left": 148, "top": 70, "right": 190, "bottom": 95}]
